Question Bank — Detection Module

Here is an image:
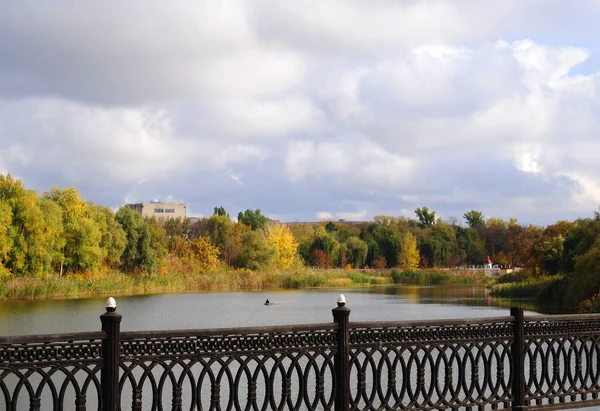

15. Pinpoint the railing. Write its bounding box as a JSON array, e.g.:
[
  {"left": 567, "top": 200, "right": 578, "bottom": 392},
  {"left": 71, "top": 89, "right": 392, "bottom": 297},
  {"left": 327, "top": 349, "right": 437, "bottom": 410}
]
[{"left": 1, "top": 297, "right": 600, "bottom": 410}]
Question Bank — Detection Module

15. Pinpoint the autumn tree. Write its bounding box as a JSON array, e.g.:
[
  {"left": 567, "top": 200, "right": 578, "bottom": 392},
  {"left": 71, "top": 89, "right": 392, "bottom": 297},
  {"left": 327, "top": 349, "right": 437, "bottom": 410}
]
[
  {"left": 266, "top": 223, "right": 298, "bottom": 270},
  {"left": 1, "top": 175, "right": 64, "bottom": 277},
  {"left": 43, "top": 187, "right": 104, "bottom": 274},
  {"left": 398, "top": 232, "right": 420, "bottom": 270},
  {"left": 0, "top": 199, "right": 11, "bottom": 276},
  {"left": 220, "top": 222, "right": 249, "bottom": 267},
  {"left": 190, "top": 236, "right": 220, "bottom": 273}
]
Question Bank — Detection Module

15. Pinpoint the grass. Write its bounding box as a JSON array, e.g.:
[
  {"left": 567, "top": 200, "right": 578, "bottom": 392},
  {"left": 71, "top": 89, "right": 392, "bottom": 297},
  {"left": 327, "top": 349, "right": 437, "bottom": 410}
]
[
  {"left": 0, "top": 268, "right": 394, "bottom": 300},
  {"left": 391, "top": 269, "right": 489, "bottom": 285},
  {"left": 489, "top": 275, "right": 563, "bottom": 299},
  {"left": 0, "top": 267, "right": 491, "bottom": 301}
]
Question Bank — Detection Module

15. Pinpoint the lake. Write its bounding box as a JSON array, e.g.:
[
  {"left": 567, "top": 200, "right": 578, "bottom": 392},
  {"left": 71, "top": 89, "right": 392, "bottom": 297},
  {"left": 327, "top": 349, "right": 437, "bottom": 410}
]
[{"left": 0, "top": 284, "right": 536, "bottom": 336}]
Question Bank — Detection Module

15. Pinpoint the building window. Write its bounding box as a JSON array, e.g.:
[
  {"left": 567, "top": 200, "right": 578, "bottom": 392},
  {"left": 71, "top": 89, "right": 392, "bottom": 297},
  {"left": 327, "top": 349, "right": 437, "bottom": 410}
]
[
  {"left": 154, "top": 208, "right": 164, "bottom": 213},
  {"left": 165, "top": 208, "right": 175, "bottom": 213}
]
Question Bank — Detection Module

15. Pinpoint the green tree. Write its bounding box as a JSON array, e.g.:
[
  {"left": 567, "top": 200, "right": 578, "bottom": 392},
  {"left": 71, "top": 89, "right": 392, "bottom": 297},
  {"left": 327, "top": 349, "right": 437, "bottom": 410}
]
[
  {"left": 420, "top": 221, "right": 456, "bottom": 267},
  {"left": 310, "top": 227, "right": 340, "bottom": 267},
  {"left": 463, "top": 210, "right": 485, "bottom": 229},
  {"left": 238, "top": 230, "right": 276, "bottom": 270},
  {"left": 115, "top": 207, "right": 160, "bottom": 274},
  {"left": 345, "top": 236, "right": 368, "bottom": 268},
  {"left": 374, "top": 226, "right": 402, "bottom": 267},
  {"left": 567, "top": 238, "right": 600, "bottom": 308},
  {"left": 237, "top": 209, "right": 268, "bottom": 231},
  {"left": 562, "top": 213, "right": 600, "bottom": 273},
  {"left": 213, "top": 206, "right": 229, "bottom": 217},
  {"left": 288, "top": 224, "right": 316, "bottom": 265},
  {"left": 90, "top": 205, "right": 126, "bottom": 268},
  {"left": 457, "top": 227, "right": 484, "bottom": 265},
  {"left": 415, "top": 207, "right": 436, "bottom": 229}
]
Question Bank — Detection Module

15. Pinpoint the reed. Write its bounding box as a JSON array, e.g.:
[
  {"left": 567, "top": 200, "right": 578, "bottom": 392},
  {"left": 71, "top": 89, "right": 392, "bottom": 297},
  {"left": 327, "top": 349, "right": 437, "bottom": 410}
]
[
  {"left": 0, "top": 268, "right": 394, "bottom": 300},
  {"left": 489, "top": 275, "right": 562, "bottom": 299},
  {"left": 390, "top": 269, "right": 488, "bottom": 285}
]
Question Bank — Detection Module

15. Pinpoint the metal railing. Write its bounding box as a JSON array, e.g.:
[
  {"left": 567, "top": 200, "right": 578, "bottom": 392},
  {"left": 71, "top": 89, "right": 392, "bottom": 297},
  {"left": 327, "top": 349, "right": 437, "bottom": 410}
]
[{"left": 1, "top": 297, "right": 600, "bottom": 410}]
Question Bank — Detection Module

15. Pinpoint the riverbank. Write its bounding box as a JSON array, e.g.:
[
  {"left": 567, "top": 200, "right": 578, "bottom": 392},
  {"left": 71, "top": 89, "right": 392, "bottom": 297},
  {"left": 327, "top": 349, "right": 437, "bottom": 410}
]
[{"left": 0, "top": 268, "right": 490, "bottom": 300}]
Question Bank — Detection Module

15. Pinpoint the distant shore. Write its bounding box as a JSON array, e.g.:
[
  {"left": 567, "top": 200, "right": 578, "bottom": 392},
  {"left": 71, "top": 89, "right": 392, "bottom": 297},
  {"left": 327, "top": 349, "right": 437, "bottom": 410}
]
[{"left": 0, "top": 268, "right": 490, "bottom": 301}]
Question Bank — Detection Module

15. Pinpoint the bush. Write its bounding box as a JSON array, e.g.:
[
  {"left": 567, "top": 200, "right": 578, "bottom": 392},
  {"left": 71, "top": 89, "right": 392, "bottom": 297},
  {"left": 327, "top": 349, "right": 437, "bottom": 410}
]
[{"left": 391, "top": 269, "right": 453, "bottom": 285}]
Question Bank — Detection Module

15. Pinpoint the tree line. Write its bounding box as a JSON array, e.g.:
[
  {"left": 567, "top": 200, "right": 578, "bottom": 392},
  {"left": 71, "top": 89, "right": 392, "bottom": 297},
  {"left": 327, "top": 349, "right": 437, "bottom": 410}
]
[{"left": 1, "top": 174, "right": 600, "bottom": 310}]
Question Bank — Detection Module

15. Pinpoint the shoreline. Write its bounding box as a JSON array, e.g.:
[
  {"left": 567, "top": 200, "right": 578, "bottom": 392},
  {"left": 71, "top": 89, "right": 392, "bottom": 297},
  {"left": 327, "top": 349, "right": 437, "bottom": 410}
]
[{"left": 0, "top": 268, "right": 489, "bottom": 301}]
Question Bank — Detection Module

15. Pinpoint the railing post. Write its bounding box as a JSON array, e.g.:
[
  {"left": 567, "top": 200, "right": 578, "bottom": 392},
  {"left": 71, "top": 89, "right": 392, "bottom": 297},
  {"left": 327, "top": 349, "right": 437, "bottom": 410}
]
[
  {"left": 101, "top": 297, "right": 122, "bottom": 411},
  {"left": 511, "top": 306, "right": 525, "bottom": 411},
  {"left": 332, "top": 294, "right": 351, "bottom": 411}
]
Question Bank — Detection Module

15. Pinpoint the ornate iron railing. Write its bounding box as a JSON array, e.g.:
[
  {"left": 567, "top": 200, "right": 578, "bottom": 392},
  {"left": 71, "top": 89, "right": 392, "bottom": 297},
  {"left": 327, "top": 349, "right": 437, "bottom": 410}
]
[
  {"left": 0, "top": 331, "right": 104, "bottom": 411},
  {"left": 118, "top": 324, "right": 337, "bottom": 410},
  {"left": 2, "top": 300, "right": 600, "bottom": 410}
]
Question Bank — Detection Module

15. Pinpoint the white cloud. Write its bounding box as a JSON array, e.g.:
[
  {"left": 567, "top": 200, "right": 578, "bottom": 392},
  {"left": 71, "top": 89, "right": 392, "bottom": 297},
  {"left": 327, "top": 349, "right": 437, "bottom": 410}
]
[
  {"left": 316, "top": 211, "right": 335, "bottom": 221},
  {"left": 2, "top": 1, "right": 600, "bottom": 224},
  {"left": 213, "top": 96, "right": 323, "bottom": 138},
  {"left": 285, "top": 136, "right": 414, "bottom": 189}
]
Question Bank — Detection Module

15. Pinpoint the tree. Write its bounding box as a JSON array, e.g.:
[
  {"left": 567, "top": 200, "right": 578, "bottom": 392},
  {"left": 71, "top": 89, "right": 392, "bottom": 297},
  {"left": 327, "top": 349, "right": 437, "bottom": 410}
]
[
  {"left": 220, "top": 222, "right": 249, "bottom": 267},
  {"left": 463, "top": 210, "right": 485, "bottom": 229},
  {"left": 1, "top": 175, "right": 64, "bottom": 277},
  {"left": 345, "top": 236, "right": 368, "bottom": 268},
  {"left": 115, "top": 207, "right": 160, "bottom": 275},
  {"left": 420, "top": 221, "right": 456, "bottom": 267},
  {"left": 311, "top": 249, "right": 329, "bottom": 268},
  {"left": 190, "top": 236, "right": 220, "bottom": 273},
  {"left": 237, "top": 230, "right": 276, "bottom": 270},
  {"left": 310, "top": 227, "right": 340, "bottom": 267},
  {"left": 457, "top": 227, "right": 484, "bottom": 265},
  {"left": 266, "top": 223, "right": 299, "bottom": 270},
  {"left": 398, "top": 232, "right": 420, "bottom": 270},
  {"left": 163, "top": 217, "right": 191, "bottom": 239},
  {"left": 0, "top": 200, "right": 11, "bottom": 276},
  {"left": 374, "top": 227, "right": 402, "bottom": 267},
  {"left": 90, "top": 205, "right": 126, "bottom": 268},
  {"left": 288, "top": 223, "right": 316, "bottom": 265},
  {"left": 43, "top": 187, "right": 105, "bottom": 274},
  {"left": 237, "top": 209, "right": 268, "bottom": 231},
  {"left": 213, "top": 206, "right": 229, "bottom": 217},
  {"left": 415, "top": 207, "right": 436, "bottom": 229}
]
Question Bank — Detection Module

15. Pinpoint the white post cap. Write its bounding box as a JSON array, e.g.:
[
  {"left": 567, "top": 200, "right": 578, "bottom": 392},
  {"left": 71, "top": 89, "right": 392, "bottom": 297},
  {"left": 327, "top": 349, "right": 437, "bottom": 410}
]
[{"left": 105, "top": 297, "right": 117, "bottom": 310}]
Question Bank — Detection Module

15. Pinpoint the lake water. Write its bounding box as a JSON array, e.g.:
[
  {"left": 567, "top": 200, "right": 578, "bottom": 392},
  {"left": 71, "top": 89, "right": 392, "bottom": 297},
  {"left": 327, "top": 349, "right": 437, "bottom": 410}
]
[
  {"left": 0, "top": 284, "right": 536, "bottom": 336},
  {"left": 5, "top": 285, "right": 599, "bottom": 411}
]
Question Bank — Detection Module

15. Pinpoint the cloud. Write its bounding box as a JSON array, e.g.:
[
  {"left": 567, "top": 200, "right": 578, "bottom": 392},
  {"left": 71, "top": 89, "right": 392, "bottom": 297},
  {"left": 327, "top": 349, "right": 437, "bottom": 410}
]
[{"left": 1, "top": 1, "right": 600, "bottom": 225}]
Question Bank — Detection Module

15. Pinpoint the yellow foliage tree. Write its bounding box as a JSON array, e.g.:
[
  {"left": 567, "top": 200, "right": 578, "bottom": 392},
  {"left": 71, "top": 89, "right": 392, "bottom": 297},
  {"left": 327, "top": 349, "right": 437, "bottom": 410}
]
[
  {"left": 398, "top": 232, "right": 420, "bottom": 270},
  {"left": 266, "top": 223, "right": 299, "bottom": 270},
  {"left": 191, "top": 236, "right": 220, "bottom": 273}
]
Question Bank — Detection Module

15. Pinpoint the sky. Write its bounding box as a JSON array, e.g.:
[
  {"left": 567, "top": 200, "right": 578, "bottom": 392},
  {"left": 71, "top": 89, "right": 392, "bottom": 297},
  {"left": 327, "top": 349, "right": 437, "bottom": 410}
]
[{"left": 1, "top": 1, "right": 600, "bottom": 226}]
